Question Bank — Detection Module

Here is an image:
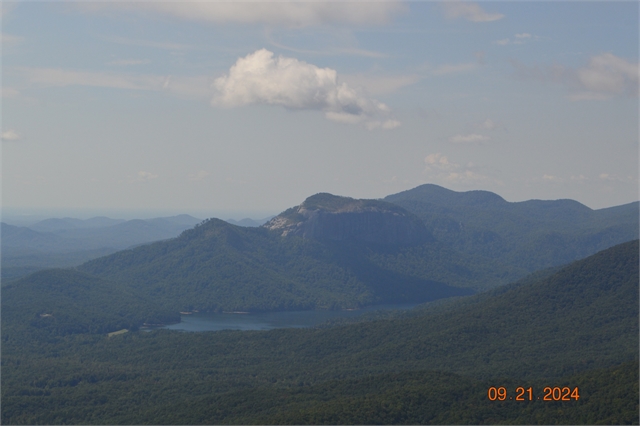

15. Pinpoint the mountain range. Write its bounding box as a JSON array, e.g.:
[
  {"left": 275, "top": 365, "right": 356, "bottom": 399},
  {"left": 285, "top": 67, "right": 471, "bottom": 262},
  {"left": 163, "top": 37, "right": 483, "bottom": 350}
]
[
  {"left": 1, "top": 184, "right": 638, "bottom": 425},
  {"left": 385, "top": 184, "right": 638, "bottom": 272}
]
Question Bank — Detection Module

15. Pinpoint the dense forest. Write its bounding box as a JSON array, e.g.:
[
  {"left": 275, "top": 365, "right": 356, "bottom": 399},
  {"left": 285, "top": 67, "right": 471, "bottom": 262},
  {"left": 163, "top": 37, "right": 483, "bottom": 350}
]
[
  {"left": 78, "top": 217, "right": 501, "bottom": 313},
  {"left": 385, "top": 184, "right": 638, "bottom": 271},
  {"left": 2, "top": 240, "right": 637, "bottom": 424}
]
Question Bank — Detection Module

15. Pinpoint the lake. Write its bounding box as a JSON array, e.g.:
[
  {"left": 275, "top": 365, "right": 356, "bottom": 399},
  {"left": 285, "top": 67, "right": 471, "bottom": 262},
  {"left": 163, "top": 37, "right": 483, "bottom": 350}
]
[{"left": 146, "top": 303, "right": 419, "bottom": 332}]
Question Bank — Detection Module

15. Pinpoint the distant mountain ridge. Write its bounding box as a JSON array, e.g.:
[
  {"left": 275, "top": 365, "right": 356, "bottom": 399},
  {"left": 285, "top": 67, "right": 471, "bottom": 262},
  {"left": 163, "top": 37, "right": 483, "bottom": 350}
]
[
  {"left": 28, "top": 216, "right": 126, "bottom": 232},
  {"left": 1, "top": 215, "right": 203, "bottom": 282},
  {"left": 384, "top": 184, "right": 638, "bottom": 272},
  {"left": 2, "top": 214, "right": 202, "bottom": 253}
]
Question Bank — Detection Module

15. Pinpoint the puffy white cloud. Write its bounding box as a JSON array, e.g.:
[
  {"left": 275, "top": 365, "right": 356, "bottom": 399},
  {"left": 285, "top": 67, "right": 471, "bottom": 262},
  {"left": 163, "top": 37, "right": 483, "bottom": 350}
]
[
  {"left": 512, "top": 53, "right": 639, "bottom": 100},
  {"left": 442, "top": 1, "right": 504, "bottom": 22},
  {"left": 212, "top": 49, "right": 399, "bottom": 129},
  {"left": 576, "top": 53, "right": 639, "bottom": 96},
  {"left": 1, "top": 129, "right": 22, "bottom": 141},
  {"left": 515, "top": 33, "right": 532, "bottom": 39},
  {"left": 448, "top": 133, "right": 490, "bottom": 144},
  {"left": 80, "top": 1, "right": 406, "bottom": 28}
]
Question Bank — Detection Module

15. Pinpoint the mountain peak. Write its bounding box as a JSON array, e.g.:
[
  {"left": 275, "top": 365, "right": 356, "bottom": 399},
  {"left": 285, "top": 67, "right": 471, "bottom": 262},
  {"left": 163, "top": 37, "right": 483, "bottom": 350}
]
[{"left": 263, "top": 193, "right": 430, "bottom": 245}]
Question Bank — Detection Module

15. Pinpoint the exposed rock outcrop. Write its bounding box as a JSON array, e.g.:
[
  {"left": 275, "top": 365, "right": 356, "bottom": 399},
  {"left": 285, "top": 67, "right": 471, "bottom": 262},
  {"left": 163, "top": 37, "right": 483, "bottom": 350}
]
[{"left": 263, "top": 193, "right": 430, "bottom": 245}]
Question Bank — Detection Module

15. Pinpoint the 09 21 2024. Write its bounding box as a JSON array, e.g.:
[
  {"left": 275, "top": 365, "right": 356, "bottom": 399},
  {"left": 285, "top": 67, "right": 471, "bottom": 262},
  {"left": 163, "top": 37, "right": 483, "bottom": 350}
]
[{"left": 487, "top": 386, "right": 580, "bottom": 401}]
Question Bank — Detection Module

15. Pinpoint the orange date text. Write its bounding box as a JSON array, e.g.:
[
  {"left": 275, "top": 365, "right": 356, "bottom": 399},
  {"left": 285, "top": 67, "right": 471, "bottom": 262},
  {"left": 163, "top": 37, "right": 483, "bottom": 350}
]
[{"left": 487, "top": 386, "right": 580, "bottom": 401}]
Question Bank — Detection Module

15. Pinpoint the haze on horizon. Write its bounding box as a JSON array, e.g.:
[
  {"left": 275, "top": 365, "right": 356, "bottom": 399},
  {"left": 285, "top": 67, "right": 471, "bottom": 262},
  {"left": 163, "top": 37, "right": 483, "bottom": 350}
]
[{"left": 2, "top": 1, "right": 638, "bottom": 218}]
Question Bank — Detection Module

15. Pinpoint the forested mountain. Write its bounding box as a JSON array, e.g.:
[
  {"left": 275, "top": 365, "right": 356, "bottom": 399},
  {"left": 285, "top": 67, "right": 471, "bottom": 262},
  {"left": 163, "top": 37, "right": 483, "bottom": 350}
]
[
  {"left": 2, "top": 269, "right": 177, "bottom": 336},
  {"left": 226, "top": 216, "right": 274, "bottom": 227},
  {"left": 76, "top": 187, "right": 638, "bottom": 314},
  {"left": 264, "top": 193, "right": 430, "bottom": 244},
  {"left": 385, "top": 184, "right": 639, "bottom": 271},
  {"left": 2, "top": 241, "right": 637, "bottom": 424},
  {"left": 79, "top": 216, "right": 492, "bottom": 313}
]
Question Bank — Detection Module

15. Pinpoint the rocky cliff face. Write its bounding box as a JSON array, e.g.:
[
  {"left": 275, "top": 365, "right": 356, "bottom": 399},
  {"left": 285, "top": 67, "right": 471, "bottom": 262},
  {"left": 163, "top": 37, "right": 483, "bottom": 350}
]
[{"left": 263, "top": 193, "right": 430, "bottom": 245}]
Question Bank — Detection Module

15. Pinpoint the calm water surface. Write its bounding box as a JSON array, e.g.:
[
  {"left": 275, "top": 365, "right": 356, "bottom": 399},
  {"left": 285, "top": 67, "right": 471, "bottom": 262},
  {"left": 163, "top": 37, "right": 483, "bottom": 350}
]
[{"left": 148, "top": 303, "right": 418, "bottom": 332}]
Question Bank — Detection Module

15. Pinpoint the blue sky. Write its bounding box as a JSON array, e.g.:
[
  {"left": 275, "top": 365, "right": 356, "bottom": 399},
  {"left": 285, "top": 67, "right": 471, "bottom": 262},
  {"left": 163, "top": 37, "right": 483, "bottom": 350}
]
[{"left": 2, "top": 1, "right": 638, "bottom": 219}]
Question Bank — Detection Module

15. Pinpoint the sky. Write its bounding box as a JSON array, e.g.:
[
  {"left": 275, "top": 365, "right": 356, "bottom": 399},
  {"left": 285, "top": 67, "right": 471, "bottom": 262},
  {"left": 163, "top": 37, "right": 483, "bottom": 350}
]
[{"left": 2, "top": 1, "right": 638, "bottom": 220}]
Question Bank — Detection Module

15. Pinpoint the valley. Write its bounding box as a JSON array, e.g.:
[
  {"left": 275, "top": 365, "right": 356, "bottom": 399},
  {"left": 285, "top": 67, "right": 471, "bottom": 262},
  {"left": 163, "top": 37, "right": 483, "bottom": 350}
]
[{"left": 1, "top": 185, "right": 638, "bottom": 424}]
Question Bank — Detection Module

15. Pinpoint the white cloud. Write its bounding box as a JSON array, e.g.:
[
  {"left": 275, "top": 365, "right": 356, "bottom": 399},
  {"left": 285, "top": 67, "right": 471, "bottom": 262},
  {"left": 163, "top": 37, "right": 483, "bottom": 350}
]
[
  {"left": 1, "top": 129, "right": 22, "bottom": 141},
  {"left": 137, "top": 171, "right": 158, "bottom": 181},
  {"left": 424, "top": 153, "right": 458, "bottom": 171},
  {"left": 188, "top": 170, "right": 210, "bottom": 181},
  {"left": 576, "top": 53, "right": 639, "bottom": 96},
  {"left": 212, "top": 49, "right": 399, "bottom": 129},
  {"left": 494, "top": 33, "right": 540, "bottom": 46},
  {"left": 424, "top": 153, "right": 495, "bottom": 184},
  {"left": 478, "top": 119, "right": 496, "bottom": 130},
  {"left": 442, "top": 1, "right": 504, "bottom": 22},
  {"left": 512, "top": 53, "right": 639, "bottom": 100},
  {"left": 448, "top": 133, "right": 490, "bottom": 144},
  {"left": 81, "top": 2, "right": 406, "bottom": 28},
  {"left": 542, "top": 174, "right": 561, "bottom": 182}
]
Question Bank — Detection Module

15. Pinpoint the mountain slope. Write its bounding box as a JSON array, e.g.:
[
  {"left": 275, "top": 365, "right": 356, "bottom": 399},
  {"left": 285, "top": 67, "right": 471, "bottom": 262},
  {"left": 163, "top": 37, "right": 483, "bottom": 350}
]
[
  {"left": 2, "top": 269, "right": 177, "bottom": 337},
  {"left": 79, "top": 216, "right": 484, "bottom": 312},
  {"left": 385, "top": 184, "right": 638, "bottom": 271},
  {"left": 2, "top": 241, "right": 637, "bottom": 424},
  {"left": 264, "top": 193, "right": 430, "bottom": 245}
]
